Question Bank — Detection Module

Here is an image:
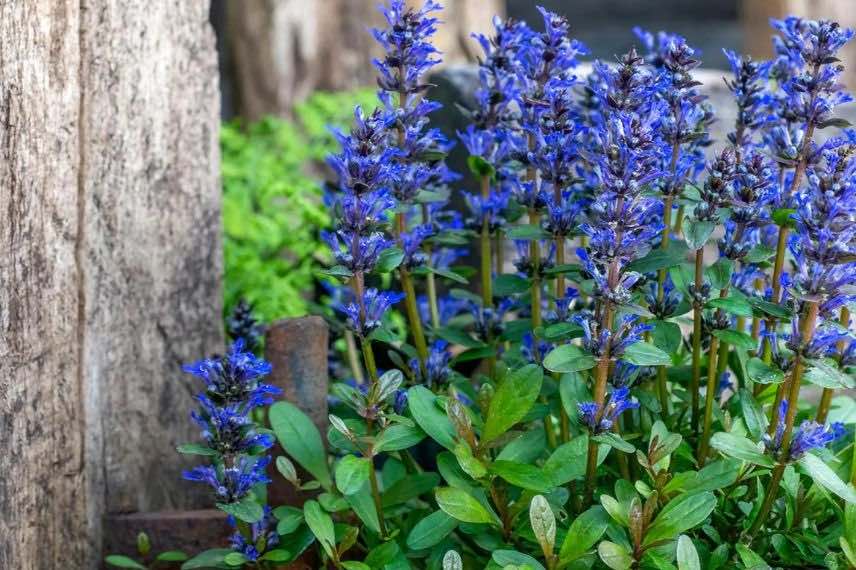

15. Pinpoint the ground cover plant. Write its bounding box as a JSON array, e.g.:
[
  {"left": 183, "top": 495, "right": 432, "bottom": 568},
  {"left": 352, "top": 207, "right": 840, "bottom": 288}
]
[
  {"left": 109, "top": 2, "right": 855, "bottom": 569},
  {"left": 221, "top": 89, "right": 376, "bottom": 322}
]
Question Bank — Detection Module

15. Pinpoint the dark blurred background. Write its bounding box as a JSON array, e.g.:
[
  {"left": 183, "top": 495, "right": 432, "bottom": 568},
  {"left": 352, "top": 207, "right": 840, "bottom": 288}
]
[{"left": 210, "top": 0, "right": 855, "bottom": 121}]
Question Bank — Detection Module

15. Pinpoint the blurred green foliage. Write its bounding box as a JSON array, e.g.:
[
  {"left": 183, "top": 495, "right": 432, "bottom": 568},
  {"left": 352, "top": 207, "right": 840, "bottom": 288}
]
[{"left": 221, "top": 89, "right": 378, "bottom": 322}]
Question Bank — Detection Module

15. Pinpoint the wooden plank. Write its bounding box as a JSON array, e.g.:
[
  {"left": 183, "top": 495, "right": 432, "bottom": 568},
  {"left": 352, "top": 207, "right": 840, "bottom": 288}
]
[
  {"left": 0, "top": 2, "right": 89, "bottom": 568},
  {"left": 78, "top": 0, "right": 223, "bottom": 519}
]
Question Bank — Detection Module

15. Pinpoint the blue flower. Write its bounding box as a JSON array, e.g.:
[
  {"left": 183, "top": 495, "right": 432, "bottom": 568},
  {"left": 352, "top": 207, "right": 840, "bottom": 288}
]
[
  {"left": 183, "top": 456, "right": 271, "bottom": 503},
  {"left": 229, "top": 506, "right": 279, "bottom": 561},
  {"left": 323, "top": 230, "right": 393, "bottom": 274},
  {"left": 417, "top": 294, "right": 467, "bottom": 327},
  {"left": 191, "top": 395, "right": 274, "bottom": 456},
  {"left": 545, "top": 286, "right": 579, "bottom": 323},
  {"left": 333, "top": 288, "right": 405, "bottom": 337},
  {"left": 328, "top": 107, "right": 397, "bottom": 196},
  {"left": 579, "top": 386, "right": 639, "bottom": 434},
  {"left": 723, "top": 50, "right": 772, "bottom": 148},
  {"left": 468, "top": 298, "right": 514, "bottom": 341},
  {"left": 400, "top": 224, "right": 435, "bottom": 268},
  {"left": 521, "top": 332, "right": 551, "bottom": 364},
  {"left": 514, "top": 240, "right": 555, "bottom": 277},
  {"left": 182, "top": 340, "right": 279, "bottom": 410},
  {"left": 764, "top": 399, "right": 846, "bottom": 461},
  {"left": 412, "top": 340, "right": 452, "bottom": 387},
  {"left": 645, "top": 274, "right": 683, "bottom": 319},
  {"left": 464, "top": 189, "right": 511, "bottom": 232}
]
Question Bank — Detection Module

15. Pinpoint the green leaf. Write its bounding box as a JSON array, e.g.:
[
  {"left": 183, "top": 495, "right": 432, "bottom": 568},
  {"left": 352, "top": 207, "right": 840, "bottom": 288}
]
[
  {"left": 652, "top": 320, "right": 682, "bottom": 355},
  {"left": 375, "top": 247, "right": 404, "bottom": 273},
  {"left": 105, "top": 556, "right": 146, "bottom": 569},
  {"left": 408, "top": 386, "right": 457, "bottom": 450},
  {"left": 739, "top": 389, "right": 769, "bottom": 440},
  {"left": 382, "top": 472, "right": 441, "bottom": 507},
  {"left": 543, "top": 436, "right": 590, "bottom": 485},
  {"left": 804, "top": 359, "right": 855, "bottom": 389},
  {"left": 684, "top": 219, "right": 715, "bottom": 250},
  {"left": 507, "top": 224, "right": 549, "bottom": 240},
  {"left": 427, "top": 265, "right": 469, "bottom": 285},
  {"left": 676, "top": 535, "right": 701, "bottom": 570},
  {"left": 622, "top": 342, "right": 672, "bottom": 366},
  {"left": 559, "top": 506, "right": 609, "bottom": 563},
  {"left": 706, "top": 296, "right": 754, "bottom": 317},
  {"left": 798, "top": 453, "right": 856, "bottom": 503},
  {"left": 490, "top": 461, "right": 552, "bottom": 492},
  {"left": 406, "top": 511, "right": 459, "bottom": 550},
  {"left": 374, "top": 424, "right": 426, "bottom": 453},
  {"left": 260, "top": 550, "right": 292, "bottom": 562},
  {"left": 176, "top": 443, "right": 218, "bottom": 456},
  {"left": 343, "top": 483, "right": 381, "bottom": 534},
  {"left": 712, "top": 329, "right": 756, "bottom": 350},
  {"left": 269, "top": 401, "right": 332, "bottom": 489},
  {"left": 156, "top": 552, "right": 189, "bottom": 563},
  {"left": 706, "top": 259, "right": 734, "bottom": 290},
  {"left": 273, "top": 506, "right": 304, "bottom": 535},
  {"left": 748, "top": 297, "right": 792, "bottom": 319},
  {"left": 335, "top": 455, "right": 370, "bottom": 496},
  {"left": 468, "top": 155, "right": 496, "bottom": 178},
  {"left": 181, "top": 549, "right": 231, "bottom": 570},
  {"left": 745, "top": 245, "right": 776, "bottom": 263},
  {"left": 746, "top": 358, "right": 785, "bottom": 385},
  {"left": 435, "top": 487, "right": 498, "bottom": 524},
  {"left": 494, "top": 274, "right": 531, "bottom": 296},
  {"left": 709, "top": 432, "right": 773, "bottom": 467},
  {"left": 217, "top": 495, "right": 264, "bottom": 524},
  {"left": 593, "top": 432, "right": 635, "bottom": 453},
  {"left": 735, "top": 544, "right": 770, "bottom": 569},
  {"left": 435, "top": 326, "right": 486, "bottom": 349},
  {"left": 598, "top": 541, "right": 633, "bottom": 570},
  {"left": 627, "top": 241, "right": 688, "bottom": 273},
  {"left": 493, "top": 550, "right": 546, "bottom": 570},
  {"left": 482, "top": 364, "right": 544, "bottom": 443},
  {"left": 543, "top": 344, "right": 598, "bottom": 373},
  {"left": 224, "top": 552, "right": 247, "bottom": 567},
  {"left": 643, "top": 492, "right": 716, "bottom": 546},
  {"left": 303, "top": 500, "right": 336, "bottom": 558},
  {"left": 772, "top": 207, "right": 796, "bottom": 228}
]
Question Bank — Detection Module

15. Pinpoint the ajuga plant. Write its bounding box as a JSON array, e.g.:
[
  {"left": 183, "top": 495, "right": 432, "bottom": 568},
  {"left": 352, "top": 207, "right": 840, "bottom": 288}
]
[{"left": 112, "top": 5, "right": 856, "bottom": 570}]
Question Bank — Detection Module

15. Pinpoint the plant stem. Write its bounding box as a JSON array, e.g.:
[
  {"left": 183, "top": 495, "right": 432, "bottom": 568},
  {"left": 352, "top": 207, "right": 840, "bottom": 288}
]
[
  {"left": 554, "top": 237, "right": 571, "bottom": 440},
  {"left": 480, "top": 175, "right": 493, "bottom": 309},
  {"left": 494, "top": 231, "right": 504, "bottom": 275},
  {"left": 815, "top": 306, "right": 849, "bottom": 423},
  {"left": 360, "top": 336, "right": 379, "bottom": 383},
  {"left": 698, "top": 336, "right": 720, "bottom": 466},
  {"left": 584, "top": 349, "right": 612, "bottom": 505},
  {"left": 399, "top": 265, "right": 429, "bottom": 378},
  {"left": 366, "top": 423, "right": 387, "bottom": 538},
  {"left": 344, "top": 330, "right": 365, "bottom": 385},
  {"left": 690, "top": 248, "right": 704, "bottom": 435},
  {"left": 748, "top": 301, "right": 819, "bottom": 539},
  {"left": 673, "top": 204, "right": 685, "bottom": 236},
  {"left": 652, "top": 195, "right": 674, "bottom": 417},
  {"left": 421, "top": 202, "right": 441, "bottom": 330},
  {"left": 530, "top": 209, "right": 542, "bottom": 329}
]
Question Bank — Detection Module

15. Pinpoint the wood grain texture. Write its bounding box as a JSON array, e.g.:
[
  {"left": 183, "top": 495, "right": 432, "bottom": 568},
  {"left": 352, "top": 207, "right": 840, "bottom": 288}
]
[
  {"left": 1, "top": 1, "right": 222, "bottom": 567},
  {"left": 0, "top": 2, "right": 89, "bottom": 568},
  {"left": 79, "top": 0, "right": 222, "bottom": 517}
]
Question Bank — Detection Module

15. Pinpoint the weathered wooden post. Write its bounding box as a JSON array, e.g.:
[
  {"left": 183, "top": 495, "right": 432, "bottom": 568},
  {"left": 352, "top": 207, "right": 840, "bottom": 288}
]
[{"left": 1, "top": 1, "right": 220, "bottom": 568}]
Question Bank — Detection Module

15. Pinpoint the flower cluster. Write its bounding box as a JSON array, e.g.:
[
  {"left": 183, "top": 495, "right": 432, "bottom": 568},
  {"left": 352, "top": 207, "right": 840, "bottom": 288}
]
[
  {"left": 764, "top": 400, "right": 845, "bottom": 461},
  {"left": 579, "top": 386, "right": 639, "bottom": 434},
  {"left": 181, "top": 339, "right": 278, "bottom": 504}
]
